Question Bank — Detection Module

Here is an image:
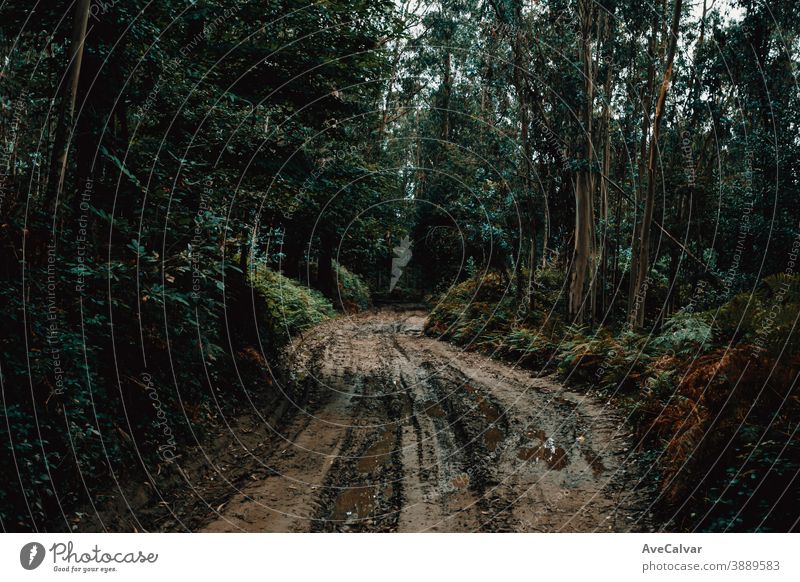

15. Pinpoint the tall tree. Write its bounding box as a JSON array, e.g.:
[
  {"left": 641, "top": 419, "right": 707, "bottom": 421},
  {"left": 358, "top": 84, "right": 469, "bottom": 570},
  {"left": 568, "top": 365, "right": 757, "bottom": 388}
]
[
  {"left": 46, "top": 0, "right": 91, "bottom": 206},
  {"left": 630, "top": 0, "right": 683, "bottom": 327},
  {"left": 569, "top": 0, "right": 596, "bottom": 323}
]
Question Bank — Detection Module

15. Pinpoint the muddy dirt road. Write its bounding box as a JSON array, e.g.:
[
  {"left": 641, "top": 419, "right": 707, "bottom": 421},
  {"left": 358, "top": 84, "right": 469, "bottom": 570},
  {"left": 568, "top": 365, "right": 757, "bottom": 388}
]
[{"left": 202, "top": 309, "right": 653, "bottom": 532}]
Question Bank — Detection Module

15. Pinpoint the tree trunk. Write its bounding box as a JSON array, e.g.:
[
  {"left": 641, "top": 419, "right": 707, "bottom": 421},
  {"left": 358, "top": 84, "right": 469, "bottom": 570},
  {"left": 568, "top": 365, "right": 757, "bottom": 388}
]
[
  {"left": 47, "top": 0, "right": 91, "bottom": 207},
  {"left": 441, "top": 49, "right": 451, "bottom": 142},
  {"left": 628, "top": 15, "right": 657, "bottom": 322},
  {"left": 569, "top": 0, "right": 595, "bottom": 324},
  {"left": 511, "top": 12, "right": 536, "bottom": 310},
  {"left": 377, "top": 37, "right": 403, "bottom": 151},
  {"left": 630, "top": 0, "right": 683, "bottom": 328},
  {"left": 593, "top": 11, "right": 615, "bottom": 321},
  {"left": 598, "top": 33, "right": 614, "bottom": 320}
]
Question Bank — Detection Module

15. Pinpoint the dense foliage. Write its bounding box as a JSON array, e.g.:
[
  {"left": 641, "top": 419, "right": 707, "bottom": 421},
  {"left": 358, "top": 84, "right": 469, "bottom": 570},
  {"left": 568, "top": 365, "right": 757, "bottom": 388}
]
[
  {"left": 0, "top": 0, "right": 392, "bottom": 530},
  {"left": 1, "top": 0, "right": 797, "bottom": 532},
  {"left": 426, "top": 271, "right": 799, "bottom": 531}
]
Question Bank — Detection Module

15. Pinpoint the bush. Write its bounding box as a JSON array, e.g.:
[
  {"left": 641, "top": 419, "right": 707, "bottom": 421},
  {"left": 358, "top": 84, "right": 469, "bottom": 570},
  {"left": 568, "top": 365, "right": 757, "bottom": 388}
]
[
  {"left": 635, "top": 275, "right": 800, "bottom": 530},
  {"left": 714, "top": 273, "right": 800, "bottom": 354},
  {"left": 641, "top": 346, "right": 799, "bottom": 531},
  {"left": 426, "top": 271, "right": 510, "bottom": 339},
  {"left": 558, "top": 327, "right": 652, "bottom": 392},
  {"left": 501, "top": 327, "right": 557, "bottom": 367},
  {"left": 652, "top": 311, "right": 713, "bottom": 357},
  {"left": 250, "top": 264, "right": 336, "bottom": 348},
  {"left": 426, "top": 270, "right": 800, "bottom": 531},
  {"left": 333, "top": 261, "right": 371, "bottom": 313}
]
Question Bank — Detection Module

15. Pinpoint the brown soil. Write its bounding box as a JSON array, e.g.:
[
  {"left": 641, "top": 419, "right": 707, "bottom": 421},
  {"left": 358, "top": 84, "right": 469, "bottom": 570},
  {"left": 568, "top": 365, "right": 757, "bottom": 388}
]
[{"left": 197, "top": 309, "right": 654, "bottom": 532}]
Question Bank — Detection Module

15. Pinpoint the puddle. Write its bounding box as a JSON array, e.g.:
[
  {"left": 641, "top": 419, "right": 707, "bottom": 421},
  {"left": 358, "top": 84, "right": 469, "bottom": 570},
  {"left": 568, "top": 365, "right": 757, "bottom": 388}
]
[
  {"left": 581, "top": 450, "right": 607, "bottom": 476},
  {"left": 475, "top": 395, "right": 500, "bottom": 422},
  {"left": 332, "top": 487, "right": 376, "bottom": 521},
  {"left": 461, "top": 383, "right": 506, "bottom": 451},
  {"left": 463, "top": 383, "right": 501, "bottom": 423},
  {"left": 525, "top": 429, "right": 547, "bottom": 441},
  {"left": 357, "top": 428, "right": 395, "bottom": 473},
  {"left": 484, "top": 427, "right": 504, "bottom": 451},
  {"left": 518, "top": 436, "right": 569, "bottom": 469}
]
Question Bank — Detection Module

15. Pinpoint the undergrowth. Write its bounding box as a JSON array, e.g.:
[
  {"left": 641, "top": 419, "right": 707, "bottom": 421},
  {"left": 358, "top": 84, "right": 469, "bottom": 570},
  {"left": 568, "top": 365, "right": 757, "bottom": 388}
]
[
  {"left": 250, "top": 263, "right": 336, "bottom": 348},
  {"left": 426, "top": 270, "right": 800, "bottom": 532},
  {"left": 334, "top": 261, "right": 371, "bottom": 313}
]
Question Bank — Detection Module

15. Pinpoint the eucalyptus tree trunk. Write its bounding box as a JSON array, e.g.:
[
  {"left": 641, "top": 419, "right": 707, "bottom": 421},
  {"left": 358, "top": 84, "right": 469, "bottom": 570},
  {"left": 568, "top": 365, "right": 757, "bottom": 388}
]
[
  {"left": 598, "top": 13, "right": 614, "bottom": 319},
  {"left": 568, "top": 0, "right": 596, "bottom": 324},
  {"left": 628, "top": 14, "right": 657, "bottom": 323},
  {"left": 630, "top": 0, "right": 683, "bottom": 328},
  {"left": 512, "top": 23, "right": 536, "bottom": 309}
]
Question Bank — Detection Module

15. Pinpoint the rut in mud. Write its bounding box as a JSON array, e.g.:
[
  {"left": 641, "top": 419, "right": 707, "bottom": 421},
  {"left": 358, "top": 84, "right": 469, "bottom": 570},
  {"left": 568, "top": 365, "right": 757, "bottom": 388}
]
[{"left": 202, "top": 309, "right": 654, "bottom": 532}]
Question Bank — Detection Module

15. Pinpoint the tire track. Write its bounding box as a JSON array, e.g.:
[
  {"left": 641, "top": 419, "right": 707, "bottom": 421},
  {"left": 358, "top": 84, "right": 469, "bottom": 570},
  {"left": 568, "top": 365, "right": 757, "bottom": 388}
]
[{"left": 201, "top": 308, "right": 653, "bottom": 532}]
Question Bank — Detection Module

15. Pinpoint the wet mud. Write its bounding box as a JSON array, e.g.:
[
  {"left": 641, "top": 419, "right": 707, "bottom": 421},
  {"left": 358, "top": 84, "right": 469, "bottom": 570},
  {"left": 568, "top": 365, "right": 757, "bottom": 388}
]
[{"left": 202, "top": 309, "right": 653, "bottom": 532}]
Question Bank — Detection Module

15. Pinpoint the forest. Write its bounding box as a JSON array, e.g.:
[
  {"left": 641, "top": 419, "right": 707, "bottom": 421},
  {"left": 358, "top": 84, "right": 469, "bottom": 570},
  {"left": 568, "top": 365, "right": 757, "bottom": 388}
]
[{"left": 1, "top": 0, "right": 798, "bottom": 533}]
